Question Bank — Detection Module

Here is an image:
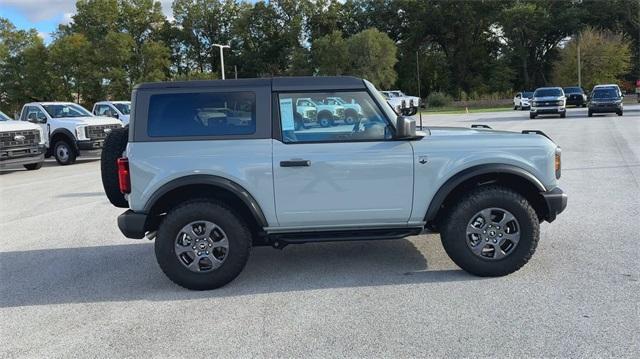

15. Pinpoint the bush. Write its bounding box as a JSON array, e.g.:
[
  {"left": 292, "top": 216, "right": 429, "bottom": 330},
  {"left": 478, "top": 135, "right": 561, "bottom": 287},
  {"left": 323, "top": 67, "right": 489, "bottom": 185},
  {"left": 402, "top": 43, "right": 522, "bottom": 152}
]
[{"left": 427, "top": 92, "right": 452, "bottom": 107}]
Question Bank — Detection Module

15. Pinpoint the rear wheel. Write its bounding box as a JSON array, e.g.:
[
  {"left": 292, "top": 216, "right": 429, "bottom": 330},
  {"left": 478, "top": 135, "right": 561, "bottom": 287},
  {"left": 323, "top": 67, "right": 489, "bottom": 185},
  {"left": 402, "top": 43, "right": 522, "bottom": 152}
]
[
  {"left": 440, "top": 186, "right": 540, "bottom": 277},
  {"left": 155, "top": 201, "right": 252, "bottom": 290},
  {"left": 101, "top": 127, "right": 129, "bottom": 208},
  {"left": 53, "top": 140, "right": 76, "bottom": 165}
]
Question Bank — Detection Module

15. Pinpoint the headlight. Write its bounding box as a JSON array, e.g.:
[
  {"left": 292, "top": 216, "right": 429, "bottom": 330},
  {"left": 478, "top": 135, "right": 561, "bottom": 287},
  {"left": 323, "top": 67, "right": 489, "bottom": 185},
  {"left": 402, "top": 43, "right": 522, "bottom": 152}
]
[
  {"left": 556, "top": 100, "right": 564, "bottom": 106},
  {"left": 36, "top": 127, "right": 45, "bottom": 145},
  {"left": 75, "top": 126, "right": 88, "bottom": 140},
  {"left": 555, "top": 147, "right": 562, "bottom": 179}
]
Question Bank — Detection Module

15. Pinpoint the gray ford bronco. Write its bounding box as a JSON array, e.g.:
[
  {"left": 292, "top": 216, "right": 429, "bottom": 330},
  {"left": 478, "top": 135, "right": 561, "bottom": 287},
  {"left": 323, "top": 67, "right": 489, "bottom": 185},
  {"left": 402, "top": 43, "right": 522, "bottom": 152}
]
[{"left": 101, "top": 76, "right": 567, "bottom": 290}]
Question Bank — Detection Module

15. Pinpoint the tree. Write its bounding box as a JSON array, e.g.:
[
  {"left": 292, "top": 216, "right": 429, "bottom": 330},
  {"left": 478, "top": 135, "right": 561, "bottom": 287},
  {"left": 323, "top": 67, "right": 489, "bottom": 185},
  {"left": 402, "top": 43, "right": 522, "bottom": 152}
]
[
  {"left": 553, "top": 27, "right": 632, "bottom": 90},
  {"left": 312, "top": 30, "right": 349, "bottom": 75},
  {"left": 346, "top": 28, "right": 398, "bottom": 89},
  {"left": 49, "top": 33, "right": 95, "bottom": 104}
]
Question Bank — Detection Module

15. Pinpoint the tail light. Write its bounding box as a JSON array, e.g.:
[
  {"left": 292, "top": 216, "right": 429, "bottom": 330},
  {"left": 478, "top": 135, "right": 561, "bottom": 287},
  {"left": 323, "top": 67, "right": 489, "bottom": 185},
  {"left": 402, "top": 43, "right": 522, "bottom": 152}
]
[{"left": 117, "top": 157, "right": 131, "bottom": 194}]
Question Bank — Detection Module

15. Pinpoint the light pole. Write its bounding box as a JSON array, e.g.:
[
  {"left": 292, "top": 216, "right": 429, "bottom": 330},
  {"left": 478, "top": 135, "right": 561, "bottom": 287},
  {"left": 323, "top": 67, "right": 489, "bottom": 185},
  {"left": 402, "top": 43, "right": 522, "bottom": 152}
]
[{"left": 213, "top": 44, "right": 230, "bottom": 80}]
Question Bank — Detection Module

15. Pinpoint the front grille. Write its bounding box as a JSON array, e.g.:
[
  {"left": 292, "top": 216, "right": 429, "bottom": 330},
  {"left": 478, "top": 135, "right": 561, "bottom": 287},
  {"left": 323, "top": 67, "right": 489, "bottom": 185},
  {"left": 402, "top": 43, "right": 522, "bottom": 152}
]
[
  {"left": 0, "top": 130, "right": 40, "bottom": 149},
  {"left": 86, "top": 124, "right": 121, "bottom": 140}
]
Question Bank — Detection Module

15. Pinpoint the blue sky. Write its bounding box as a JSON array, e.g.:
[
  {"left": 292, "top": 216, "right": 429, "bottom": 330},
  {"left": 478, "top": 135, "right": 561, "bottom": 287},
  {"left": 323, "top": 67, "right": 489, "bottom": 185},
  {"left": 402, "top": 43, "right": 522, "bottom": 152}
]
[{"left": 0, "top": 0, "right": 174, "bottom": 43}]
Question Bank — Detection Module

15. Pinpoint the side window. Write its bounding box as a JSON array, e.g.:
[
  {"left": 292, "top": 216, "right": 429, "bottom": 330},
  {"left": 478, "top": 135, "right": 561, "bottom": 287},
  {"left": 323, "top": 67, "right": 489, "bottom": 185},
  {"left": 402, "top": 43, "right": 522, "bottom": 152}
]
[
  {"left": 147, "top": 91, "right": 256, "bottom": 137},
  {"left": 96, "top": 105, "right": 112, "bottom": 117},
  {"left": 24, "top": 107, "right": 46, "bottom": 122},
  {"left": 278, "top": 91, "right": 391, "bottom": 144},
  {"left": 20, "top": 107, "right": 30, "bottom": 121}
]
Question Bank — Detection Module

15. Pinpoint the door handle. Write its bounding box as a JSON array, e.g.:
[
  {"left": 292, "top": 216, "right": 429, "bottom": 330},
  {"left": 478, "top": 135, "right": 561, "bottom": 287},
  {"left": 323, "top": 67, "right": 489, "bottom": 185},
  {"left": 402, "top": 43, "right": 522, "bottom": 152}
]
[{"left": 280, "top": 160, "right": 311, "bottom": 167}]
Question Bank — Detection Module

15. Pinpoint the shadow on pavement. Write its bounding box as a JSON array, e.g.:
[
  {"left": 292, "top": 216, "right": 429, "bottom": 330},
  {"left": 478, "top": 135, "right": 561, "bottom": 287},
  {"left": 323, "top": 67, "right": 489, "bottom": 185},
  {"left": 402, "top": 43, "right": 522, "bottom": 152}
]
[
  {"left": 0, "top": 158, "right": 99, "bottom": 175},
  {"left": 57, "top": 191, "right": 105, "bottom": 198},
  {"left": 0, "top": 239, "right": 478, "bottom": 307}
]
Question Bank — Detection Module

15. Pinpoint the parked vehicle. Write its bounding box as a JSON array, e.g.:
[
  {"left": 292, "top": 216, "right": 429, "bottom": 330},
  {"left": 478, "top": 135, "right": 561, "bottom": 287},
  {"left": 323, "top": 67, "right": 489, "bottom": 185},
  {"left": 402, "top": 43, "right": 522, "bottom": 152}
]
[
  {"left": 325, "top": 96, "right": 362, "bottom": 124},
  {"left": 0, "top": 111, "right": 45, "bottom": 170},
  {"left": 103, "top": 76, "right": 567, "bottom": 290},
  {"left": 530, "top": 87, "right": 566, "bottom": 119},
  {"left": 295, "top": 97, "right": 344, "bottom": 128},
  {"left": 513, "top": 91, "right": 534, "bottom": 110},
  {"left": 19, "top": 102, "right": 123, "bottom": 165},
  {"left": 92, "top": 101, "right": 131, "bottom": 125},
  {"left": 588, "top": 87, "right": 623, "bottom": 117},
  {"left": 381, "top": 90, "right": 420, "bottom": 115},
  {"left": 563, "top": 87, "right": 587, "bottom": 107}
]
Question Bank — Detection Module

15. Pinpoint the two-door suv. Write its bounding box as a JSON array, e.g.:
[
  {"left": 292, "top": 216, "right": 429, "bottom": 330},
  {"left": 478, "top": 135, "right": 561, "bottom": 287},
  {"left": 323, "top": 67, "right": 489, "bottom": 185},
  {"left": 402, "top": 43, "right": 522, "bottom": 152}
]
[{"left": 102, "top": 76, "right": 567, "bottom": 290}]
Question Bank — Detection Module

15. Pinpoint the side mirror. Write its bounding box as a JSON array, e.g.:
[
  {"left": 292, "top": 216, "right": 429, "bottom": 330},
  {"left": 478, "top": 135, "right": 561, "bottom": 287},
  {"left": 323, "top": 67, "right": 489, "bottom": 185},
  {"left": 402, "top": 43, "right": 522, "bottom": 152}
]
[{"left": 395, "top": 116, "right": 418, "bottom": 139}]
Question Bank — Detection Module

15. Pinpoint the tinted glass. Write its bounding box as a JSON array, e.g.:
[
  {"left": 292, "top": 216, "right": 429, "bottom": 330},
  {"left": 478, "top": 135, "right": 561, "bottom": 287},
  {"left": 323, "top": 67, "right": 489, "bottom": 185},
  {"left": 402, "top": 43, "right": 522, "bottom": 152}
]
[
  {"left": 564, "top": 87, "right": 582, "bottom": 94},
  {"left": 522, "top": 92, "right": 534, "bottom": 98},
  {"left": 0, "top": 111, "right": 10, "bottom": 121},
  {"left": 278, "top": 91, "right": 390, "bottom": 144},
  {"left": 534, "top": 89, "right": 562, "bottom": 97},
  {"left": 148, "top": 92, "right": 256, "bottom": 137},
  {"left": 592, "top": 89, "right": 619, "bottom": 99},
  {"left": 114, "top": 103, "right": 131, "bottom": 115}
]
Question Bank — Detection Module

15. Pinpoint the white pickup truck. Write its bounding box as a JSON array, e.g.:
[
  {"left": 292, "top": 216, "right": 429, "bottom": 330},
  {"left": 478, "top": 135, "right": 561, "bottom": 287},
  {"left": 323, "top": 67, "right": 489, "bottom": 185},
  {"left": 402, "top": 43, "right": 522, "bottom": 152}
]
[
  {"left": 0, "top": 111, "right": 45, "bottom": 170},
  {"left": 20, "top": 102, "right": 122, "bottom": 165}
]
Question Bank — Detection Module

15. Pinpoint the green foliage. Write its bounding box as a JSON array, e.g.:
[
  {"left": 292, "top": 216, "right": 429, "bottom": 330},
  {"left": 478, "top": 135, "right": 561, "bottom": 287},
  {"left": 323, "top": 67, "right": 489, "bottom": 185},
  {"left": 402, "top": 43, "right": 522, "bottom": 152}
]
[
  {"left": 426, "top": 92, "right": 452, "bottom": 108},
  {"left": 1, "top": 0, "right": 639, "bottom": 112},
  {"left": 553, "top": 27, "right": 632, "bottom": 90}
]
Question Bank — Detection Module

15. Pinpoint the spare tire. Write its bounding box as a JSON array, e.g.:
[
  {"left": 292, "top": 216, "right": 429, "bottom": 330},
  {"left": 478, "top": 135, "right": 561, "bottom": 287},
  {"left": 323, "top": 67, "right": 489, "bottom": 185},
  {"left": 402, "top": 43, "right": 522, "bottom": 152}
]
[{"left": 101, "top": 127, "right": 129, "bottom": 208}]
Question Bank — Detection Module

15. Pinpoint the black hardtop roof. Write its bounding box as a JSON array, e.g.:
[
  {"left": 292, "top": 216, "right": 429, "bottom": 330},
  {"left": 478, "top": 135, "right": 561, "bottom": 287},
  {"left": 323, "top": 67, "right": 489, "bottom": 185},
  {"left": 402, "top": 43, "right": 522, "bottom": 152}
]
[{"left": 134, "top": 76, "right": 366, "bottom": 92}]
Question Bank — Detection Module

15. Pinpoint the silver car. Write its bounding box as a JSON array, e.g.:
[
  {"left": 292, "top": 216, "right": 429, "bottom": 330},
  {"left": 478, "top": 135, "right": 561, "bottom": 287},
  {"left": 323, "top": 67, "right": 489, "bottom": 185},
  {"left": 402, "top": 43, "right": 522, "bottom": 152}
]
[{"left": 530, "top": 87, "right": 566, "bottom": 119}]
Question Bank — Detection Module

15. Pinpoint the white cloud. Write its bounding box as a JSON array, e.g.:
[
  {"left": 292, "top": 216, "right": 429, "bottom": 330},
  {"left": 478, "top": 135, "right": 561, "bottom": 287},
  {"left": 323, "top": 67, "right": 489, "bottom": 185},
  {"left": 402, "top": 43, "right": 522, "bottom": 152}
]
[{"left": 2, "top": 0, "right": 77, "bottom": 22}]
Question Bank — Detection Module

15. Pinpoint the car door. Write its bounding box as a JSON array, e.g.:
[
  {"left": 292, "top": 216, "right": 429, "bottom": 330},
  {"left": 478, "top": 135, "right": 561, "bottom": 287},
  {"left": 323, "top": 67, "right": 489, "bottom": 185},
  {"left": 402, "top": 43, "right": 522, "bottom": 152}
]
[
  {"left": 273, "top": 90, "right": 414, "bottom": 227},
  {"left": 24, "top": 106, "right": 50, "bottom": 147}
]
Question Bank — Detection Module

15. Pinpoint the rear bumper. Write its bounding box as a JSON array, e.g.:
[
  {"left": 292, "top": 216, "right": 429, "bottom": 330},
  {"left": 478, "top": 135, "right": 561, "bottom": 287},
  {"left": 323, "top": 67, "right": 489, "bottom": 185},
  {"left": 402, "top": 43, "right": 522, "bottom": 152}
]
[
  {"left": 541, "top": 187, "right": 567, "bottom": 222},
  {"left": 118, "top": 210, "right": 149, "bottom": 239}
]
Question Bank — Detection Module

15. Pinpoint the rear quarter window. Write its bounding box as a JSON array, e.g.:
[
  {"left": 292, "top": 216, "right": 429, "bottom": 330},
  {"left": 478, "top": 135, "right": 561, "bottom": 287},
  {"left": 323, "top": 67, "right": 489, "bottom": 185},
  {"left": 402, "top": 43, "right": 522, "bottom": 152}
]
[{"left": 147, "top": 92, "right": 256, "bottom": 137}]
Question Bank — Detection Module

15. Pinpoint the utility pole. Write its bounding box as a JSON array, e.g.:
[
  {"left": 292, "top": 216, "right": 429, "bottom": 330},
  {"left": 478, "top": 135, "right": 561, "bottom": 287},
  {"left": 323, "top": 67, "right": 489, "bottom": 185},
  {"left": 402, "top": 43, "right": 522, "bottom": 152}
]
[
  {"left": 577, "top": 34, "right": 581, "bottom": 88},
  {"left": 213, "top": 44, "right": 230, "bottom": 80}
]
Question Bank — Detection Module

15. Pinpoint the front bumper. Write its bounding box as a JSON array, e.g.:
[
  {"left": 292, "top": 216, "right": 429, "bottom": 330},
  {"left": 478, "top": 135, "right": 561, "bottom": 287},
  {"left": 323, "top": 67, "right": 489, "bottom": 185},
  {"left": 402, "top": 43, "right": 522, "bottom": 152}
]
[
  {"left": 0, "top": 145, "right": 45, "bottom": 167},
  {"left": 589, "top": 103, "right": 622, "bottom": 113},
  {"left": 531, "top": 106, "right": 565, "bottom": 114},
  {"left": 118, "top": 210, "right": 150, "bottom": 239},
  {"left": 541, "top": 187, "right": 567, "bottom": 222},
  {"left": 77, "top": 139, "right": 105, "bottom": 150}
]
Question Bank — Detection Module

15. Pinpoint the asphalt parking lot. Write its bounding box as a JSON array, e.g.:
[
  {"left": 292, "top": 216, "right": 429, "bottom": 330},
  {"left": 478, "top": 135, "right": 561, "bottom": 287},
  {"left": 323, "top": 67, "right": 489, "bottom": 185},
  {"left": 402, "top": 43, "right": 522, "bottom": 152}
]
[{"left": 1, "top": 105, "right": 639, "bottom": 357}]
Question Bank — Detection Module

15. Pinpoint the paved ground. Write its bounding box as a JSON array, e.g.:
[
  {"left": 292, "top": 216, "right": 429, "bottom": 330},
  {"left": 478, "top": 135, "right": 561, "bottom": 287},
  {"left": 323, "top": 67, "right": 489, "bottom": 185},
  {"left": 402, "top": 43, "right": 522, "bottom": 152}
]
[{"left": 1, "top": 106, "right": 639, "bottom": 358}]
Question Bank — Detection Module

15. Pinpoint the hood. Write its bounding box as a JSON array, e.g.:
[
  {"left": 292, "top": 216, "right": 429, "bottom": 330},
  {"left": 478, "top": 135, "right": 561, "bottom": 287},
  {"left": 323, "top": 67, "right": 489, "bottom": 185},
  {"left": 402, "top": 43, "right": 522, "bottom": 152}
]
[
  {"left": 0, "top": 120, "right": 41, "bottom": 132},
  {"left": 426, "top": 126, "right": 517, "bottom": 137},
  {"left": 420, "top": 126, "right": 555, "bottom": 148},
  {"left": 52, "top": 116, "right": 122, "bottom": 126},
  {"left": 118, "top": 115, "right": 130, "bottom": 125}
]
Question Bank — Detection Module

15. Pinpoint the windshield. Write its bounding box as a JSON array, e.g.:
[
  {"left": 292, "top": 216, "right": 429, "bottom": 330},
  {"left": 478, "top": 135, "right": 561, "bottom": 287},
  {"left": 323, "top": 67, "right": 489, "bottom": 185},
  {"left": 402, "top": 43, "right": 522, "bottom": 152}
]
[
  {"left": 43, "top": 104, "right": 92, "bottom": 118},
  {"left": 534, "top": 89, "right": 563, "bottom": 97},
  {"left": 365, "top": 80, "right": 398, "bottom": 128},
  {"left": 0, "top": 111, "right": 11, "bottom": 121},
  {"left": 564, "top": 87, "right": 582, "bottom": 94},
  {"left": 113, "top": 103, "right": 131, "bottom": 115},
  {"left": 522, "top": 92, "right": 534, "bottom": 98},
  {"left": 592, "top": 89, "right": 619, "bottom": 99}
]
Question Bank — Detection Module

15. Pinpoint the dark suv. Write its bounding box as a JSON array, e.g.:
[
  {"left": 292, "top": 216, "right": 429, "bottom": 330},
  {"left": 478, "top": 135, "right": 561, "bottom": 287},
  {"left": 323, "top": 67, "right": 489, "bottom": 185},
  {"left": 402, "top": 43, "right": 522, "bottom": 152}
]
[
  {"left": 588, "top": 87, "right": 623, "bottom": 117},
  {"left": 563, "top": 87, "right": 587, "bottom": 107}
]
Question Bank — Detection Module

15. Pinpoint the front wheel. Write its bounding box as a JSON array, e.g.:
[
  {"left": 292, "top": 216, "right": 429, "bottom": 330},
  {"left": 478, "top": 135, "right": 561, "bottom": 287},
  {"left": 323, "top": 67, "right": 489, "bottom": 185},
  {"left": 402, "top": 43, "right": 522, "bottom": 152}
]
[
  {"left": 617, "top": 111, "right": 623, "bottom": 116},
  {"left": 560, "top": 112, "right": 566, "bottom": 118},
  {"left": 588, "top": 111, "right": 593, "bottom": 117},
  {"left": 440, "top": 186, "right": 540, "bottom": 277},
  {"left": 155, "top": 201, "right": 252, "bottom": 290},
  {"left": 529, "top": 113, "right": 536, "bottom": 119},
  {"left": 53, "top": 140, "right": 76, "bottom": 165},
  {"left": 24, "top": 162, "right": 43, "bottom": 170}
]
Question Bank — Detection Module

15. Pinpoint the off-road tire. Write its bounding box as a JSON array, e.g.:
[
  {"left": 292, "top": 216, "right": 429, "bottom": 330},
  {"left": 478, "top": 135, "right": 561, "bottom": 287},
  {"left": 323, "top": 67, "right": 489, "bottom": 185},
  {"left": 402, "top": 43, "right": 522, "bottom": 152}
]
[
  {"left": 101, "top": 127, "right": 129, "bottom": 208},
  {"left": 344, "top": 110, "right": 358, "bottom": 125},
  {"left": 24, "top": 162, "right": 42, "bottom": 170},
  {"left": 440, "top": 185, "right": 540, "bottom": 277},
  {"left": 53, "top": 140, "right": 76, "bottom": 165},
  {"left": 318, "top": 115, "right": 332, "bottom": 128},
  {"left": 155, "top": 200, "right": 252, "bottom": 290}
]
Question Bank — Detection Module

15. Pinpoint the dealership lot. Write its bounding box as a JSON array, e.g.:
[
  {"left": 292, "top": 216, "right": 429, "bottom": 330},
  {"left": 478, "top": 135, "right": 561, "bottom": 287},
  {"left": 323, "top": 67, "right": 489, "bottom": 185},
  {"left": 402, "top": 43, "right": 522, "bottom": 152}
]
[{"left": 1, "top": 106, "right": 639, "bottom": 357}]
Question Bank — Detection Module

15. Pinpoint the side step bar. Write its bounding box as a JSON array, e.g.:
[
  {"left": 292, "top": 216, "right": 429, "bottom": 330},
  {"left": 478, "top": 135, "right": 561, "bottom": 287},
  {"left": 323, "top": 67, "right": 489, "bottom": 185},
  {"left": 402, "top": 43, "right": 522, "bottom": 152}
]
[{"left": 266, "top": 227, "right": 424, "bottom": 249}]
